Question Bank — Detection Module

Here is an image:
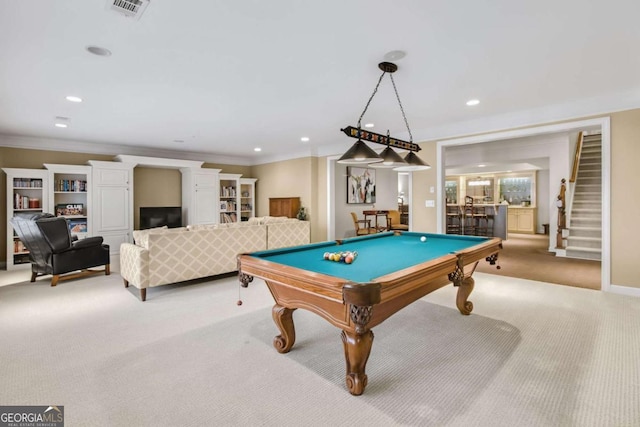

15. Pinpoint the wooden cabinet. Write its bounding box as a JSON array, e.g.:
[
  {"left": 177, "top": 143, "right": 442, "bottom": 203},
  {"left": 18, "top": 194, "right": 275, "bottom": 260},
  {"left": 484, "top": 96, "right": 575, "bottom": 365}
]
[
  {"left": 3, "top": 168, "right": 49, "bottom": 270},
  {"left": 269, "top": 197, "right": 300, "bottom": 218},
  {"left": 507, "top": 207, "right": 537, "bottom": 234},
  {"left": 89, "top": 160, "right": 134, "bottom": 256},
  {"left": 181, "top": 168, "right": 220, "bottom": 225}
]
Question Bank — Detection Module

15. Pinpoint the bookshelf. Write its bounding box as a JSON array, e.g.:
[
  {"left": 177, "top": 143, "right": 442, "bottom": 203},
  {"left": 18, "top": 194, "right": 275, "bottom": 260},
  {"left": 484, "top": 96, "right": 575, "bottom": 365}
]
[
  {"left": 219, "top": 173, "right": 241, "bottom": 223},
  {"left": 239, "top": 178, "right": 257, "bottom": 221},
  {"left": 3, "top": 168, "right": 49, "bottom": 270},
  {"left": 45, "top": 164, "right": 91, "bottom": 238}
]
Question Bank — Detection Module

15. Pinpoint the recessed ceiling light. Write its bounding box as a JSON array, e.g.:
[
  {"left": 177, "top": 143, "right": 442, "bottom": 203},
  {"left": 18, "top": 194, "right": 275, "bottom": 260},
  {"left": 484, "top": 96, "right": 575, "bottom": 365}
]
[
  {"left": 65, "top": 95, "right": 83, "bottom": 103},
  {"left": 466, "top": 99, "right": 480, "bottom": 106},
  {"left": 86, "top": 45, "right": 112, "bottom": 57},
  {"left": 254, "top": 147, "right": 262, "bottom": 152},
  {"left": 300, "top": 137, "right": 310, "bottom": 142},
  {"left": 54, "top": 116, "right": 70, "bottom": 128},
  {"left": 478, "top": 164, "right": 486, "bottom": 167},
  {"left": 364, "top": 123, "right": 375, "bottom": 128}
]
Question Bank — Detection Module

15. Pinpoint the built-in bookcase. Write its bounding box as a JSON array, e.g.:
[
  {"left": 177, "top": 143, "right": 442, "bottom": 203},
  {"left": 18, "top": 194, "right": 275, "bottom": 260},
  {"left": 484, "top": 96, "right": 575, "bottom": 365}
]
[
  {"left": 239, "top": 178, "right": 257, "bottom": 221},
  {"left": 45, "top": 164, "right": 92, "bottom": 238},
  {"left": 3, "top": 168, "right": 49, "bottom": 270},
  {"left": 219, "top": 173, "right": 241, "bottom": 223}
]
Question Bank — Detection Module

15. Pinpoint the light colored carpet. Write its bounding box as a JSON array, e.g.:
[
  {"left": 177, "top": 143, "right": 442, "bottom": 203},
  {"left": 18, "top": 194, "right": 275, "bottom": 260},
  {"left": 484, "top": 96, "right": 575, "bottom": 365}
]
[
  {"left": 0, "top": 272, "right": 638, "bottom": 426},
  {"left": 476, "top": 233, "right": 601, "bottom": 290}
]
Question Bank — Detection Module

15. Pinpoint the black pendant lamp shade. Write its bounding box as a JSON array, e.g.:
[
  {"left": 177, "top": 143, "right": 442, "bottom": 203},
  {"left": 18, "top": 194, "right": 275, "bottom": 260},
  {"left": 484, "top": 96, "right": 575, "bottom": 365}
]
[
  {"left": 370, "top": 146, "right": 407, "bottom": 168},
  {"left": 394, "top": 151, "right": 431, "bottom": 171},
  {"left": 337, "top": 139, "right": 382, "bottom": 164}
]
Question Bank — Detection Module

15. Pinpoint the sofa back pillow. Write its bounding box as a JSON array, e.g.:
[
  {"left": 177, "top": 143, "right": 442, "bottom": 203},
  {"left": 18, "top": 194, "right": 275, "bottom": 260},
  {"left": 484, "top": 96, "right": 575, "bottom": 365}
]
[{"left": 132, "top": 226, "right": 168, "bottom": 248}]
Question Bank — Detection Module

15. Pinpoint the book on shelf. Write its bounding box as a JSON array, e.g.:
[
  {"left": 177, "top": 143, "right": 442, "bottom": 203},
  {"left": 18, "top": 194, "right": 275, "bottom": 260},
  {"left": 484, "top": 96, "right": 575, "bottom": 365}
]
[
  {"left": 68, "top": 218, "right": 88, "bottom": 233},
  {"left": 220, "top": 212, "right": 237, "bottom": 223},
  {"left": 220, "top": 201, "right": 236, "bottom": 211},
  {"left": 221, "top": 186, "right": 236, "bottom": 197},
  {"left": 56, "top": 203, "right": 84, "bottom": 216},
  {"left": 55, "top": 179, "right": 87, "bottom": 192},
  {"left": 13, "top": 194, "right": 40, "bottom": 209},
  {"left": 12, "top": 178, "right": 43, "bottom": 188},
  {"left": 14, "top": 239, "right": 28, "bottom": 254}
]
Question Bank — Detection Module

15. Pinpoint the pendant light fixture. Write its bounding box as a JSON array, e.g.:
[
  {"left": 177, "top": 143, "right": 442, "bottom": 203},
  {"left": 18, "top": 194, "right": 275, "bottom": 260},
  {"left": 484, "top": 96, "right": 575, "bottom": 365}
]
[{"left": 338, "top": 61, "right": 430, "bottom": 171}]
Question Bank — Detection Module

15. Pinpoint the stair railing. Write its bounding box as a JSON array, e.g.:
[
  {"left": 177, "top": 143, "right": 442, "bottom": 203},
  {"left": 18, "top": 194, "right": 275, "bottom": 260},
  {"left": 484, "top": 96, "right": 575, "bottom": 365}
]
[
  {"left": 556, "top": 178, "right": 567, "bottom": 249},
  {"left": 569, "top": 131, "right": 584, "bottom": 183}
]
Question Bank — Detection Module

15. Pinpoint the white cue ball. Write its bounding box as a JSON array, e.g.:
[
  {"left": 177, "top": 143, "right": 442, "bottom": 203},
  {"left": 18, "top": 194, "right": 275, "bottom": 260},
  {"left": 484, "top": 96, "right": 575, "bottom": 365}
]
[{"left": 420, "top": 236, "right": 426, "bottom": 242}]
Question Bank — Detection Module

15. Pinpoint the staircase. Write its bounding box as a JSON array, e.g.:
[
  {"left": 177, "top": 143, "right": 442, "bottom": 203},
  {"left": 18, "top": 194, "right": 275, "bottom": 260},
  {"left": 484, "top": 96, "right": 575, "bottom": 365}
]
[{"left": 566, "top": 134, "right": 602, "bottom": 260}]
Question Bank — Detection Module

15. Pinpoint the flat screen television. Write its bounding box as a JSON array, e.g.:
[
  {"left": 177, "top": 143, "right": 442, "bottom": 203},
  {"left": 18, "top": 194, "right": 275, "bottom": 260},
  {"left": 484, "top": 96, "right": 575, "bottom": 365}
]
[{"left": 140, "top": 207, "right": 182, "bottom": 229}]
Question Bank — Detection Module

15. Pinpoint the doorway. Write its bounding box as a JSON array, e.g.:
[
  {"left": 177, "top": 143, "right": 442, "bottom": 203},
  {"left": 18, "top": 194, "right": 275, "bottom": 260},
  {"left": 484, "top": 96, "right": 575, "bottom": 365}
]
[
  {"left": 398, "top": 172, "right": 410, "bottom": 227},
  {"left": 436, "top": 117, "right": 610, "bottom": 291}
]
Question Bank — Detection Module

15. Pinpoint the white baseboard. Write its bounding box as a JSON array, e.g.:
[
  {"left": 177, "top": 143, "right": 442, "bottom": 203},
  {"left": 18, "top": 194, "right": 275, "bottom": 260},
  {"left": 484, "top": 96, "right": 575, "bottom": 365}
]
[{"left": 608, "top": 284, "right": 640, "bottom": 298}]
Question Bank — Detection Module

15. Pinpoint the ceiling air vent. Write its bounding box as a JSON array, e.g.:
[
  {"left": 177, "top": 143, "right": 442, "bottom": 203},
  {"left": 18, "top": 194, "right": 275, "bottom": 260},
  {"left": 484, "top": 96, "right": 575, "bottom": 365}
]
[{"left": 106, "top": 0, "right": 150, "bottom": 20}]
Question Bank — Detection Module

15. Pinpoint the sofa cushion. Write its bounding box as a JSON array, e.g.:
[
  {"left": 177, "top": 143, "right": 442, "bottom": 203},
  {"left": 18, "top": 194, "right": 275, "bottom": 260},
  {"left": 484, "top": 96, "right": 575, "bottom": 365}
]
[
  {"left": 247, "top": 216, "right": 264, "bottom": 225},
  {"left": 263, "top": 216, "right": 289, "bottom": 224},
  {"left": 132, "top": 226, "right": 169, "bottom": 248}
]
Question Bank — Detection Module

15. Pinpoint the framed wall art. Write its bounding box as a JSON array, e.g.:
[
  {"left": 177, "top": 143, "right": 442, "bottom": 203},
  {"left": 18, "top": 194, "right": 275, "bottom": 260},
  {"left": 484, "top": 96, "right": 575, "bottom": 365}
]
[{"left": 347, "top": 167, "right": 376, "bottom": 204}]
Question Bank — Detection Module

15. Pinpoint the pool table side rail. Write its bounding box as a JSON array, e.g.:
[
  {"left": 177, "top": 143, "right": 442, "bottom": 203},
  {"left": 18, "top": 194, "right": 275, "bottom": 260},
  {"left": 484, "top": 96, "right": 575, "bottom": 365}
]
[{"left": 238, "top": 254, "right": 353, "bottom": 327}]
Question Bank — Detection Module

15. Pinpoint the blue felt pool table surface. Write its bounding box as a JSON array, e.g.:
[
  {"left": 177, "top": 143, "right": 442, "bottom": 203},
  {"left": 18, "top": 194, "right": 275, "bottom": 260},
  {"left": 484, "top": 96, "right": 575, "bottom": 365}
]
[{"left": 250, "top": 232, "right": 490, "bottom": 283}]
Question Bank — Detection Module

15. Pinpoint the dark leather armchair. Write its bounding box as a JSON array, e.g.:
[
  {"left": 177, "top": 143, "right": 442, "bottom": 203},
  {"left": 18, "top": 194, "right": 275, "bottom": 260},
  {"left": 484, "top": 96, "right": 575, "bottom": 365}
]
[{"left": 10, "top": 213, "right": 110, "bottom": 286}]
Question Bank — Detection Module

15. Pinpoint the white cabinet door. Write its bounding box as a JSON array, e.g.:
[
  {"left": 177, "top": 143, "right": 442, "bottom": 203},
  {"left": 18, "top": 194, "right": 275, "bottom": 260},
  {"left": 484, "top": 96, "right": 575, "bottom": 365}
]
[
  {"left": 89, "top": 161, "right": 134, "bottom": 255},
  {"left": 181, "top": 168, "right": 220, "bottom": 226},
  {"left": 94, "top": 168, "right": 129, "bottom": 186},
  {"left": 193, "top": 186, "right": 218, "bottom": 224},
  {"left": 95, "top": 186, "right": 129, "bottom": 231}
]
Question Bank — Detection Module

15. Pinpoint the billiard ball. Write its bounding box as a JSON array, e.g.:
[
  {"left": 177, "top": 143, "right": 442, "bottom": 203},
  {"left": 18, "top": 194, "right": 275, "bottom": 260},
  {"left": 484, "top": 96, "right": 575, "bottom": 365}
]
[{"left": 420, "top": 236, "right": 427, "bottom": 242}]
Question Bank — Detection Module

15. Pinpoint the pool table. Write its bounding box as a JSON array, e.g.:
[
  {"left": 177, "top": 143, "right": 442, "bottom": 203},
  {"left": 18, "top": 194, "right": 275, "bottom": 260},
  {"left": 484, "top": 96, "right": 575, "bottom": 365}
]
[{"left": 237, "top": 231, "right": 501, "bottom": 395}]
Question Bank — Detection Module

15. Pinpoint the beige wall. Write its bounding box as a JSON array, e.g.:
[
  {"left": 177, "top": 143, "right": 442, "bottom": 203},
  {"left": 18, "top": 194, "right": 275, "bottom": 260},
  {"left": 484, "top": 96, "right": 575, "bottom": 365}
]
[
  {"left": 133, "top": 167, "right": 182, "bottom": 229},
  {"left": 251, "top": 157, "right": 324, "bottom": 242},
  {"left": 407, "top": 143, "right": 439, "bottom": 233},
  {"left": 609, "top": 109, "right": 640, "bottom": 287}
]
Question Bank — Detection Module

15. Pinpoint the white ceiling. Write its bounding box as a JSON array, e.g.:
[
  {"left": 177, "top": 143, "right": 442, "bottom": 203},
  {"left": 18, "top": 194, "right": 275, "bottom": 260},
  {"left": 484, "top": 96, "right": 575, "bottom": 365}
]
[{"left": 1, "top": 0, "right": 639, "bottom": 165}]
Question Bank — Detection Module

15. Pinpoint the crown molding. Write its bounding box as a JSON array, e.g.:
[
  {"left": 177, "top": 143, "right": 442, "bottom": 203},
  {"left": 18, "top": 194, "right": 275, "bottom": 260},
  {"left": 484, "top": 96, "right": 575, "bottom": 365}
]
[{"left": 0, "top": 134, "right": 252, "bottom": 166}]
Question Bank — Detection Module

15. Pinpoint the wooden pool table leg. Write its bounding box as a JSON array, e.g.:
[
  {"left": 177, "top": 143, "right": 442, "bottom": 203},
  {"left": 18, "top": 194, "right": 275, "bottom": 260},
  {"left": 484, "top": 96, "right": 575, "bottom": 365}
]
[
  {"left": 341, "top": 330, "right": 374, "bottom": 396},
  {"left": 456, "top": 276, "right": 475, "bottom": 315},
  {"left": 272, "top": 304, "right": 296, "bottom": 353}
]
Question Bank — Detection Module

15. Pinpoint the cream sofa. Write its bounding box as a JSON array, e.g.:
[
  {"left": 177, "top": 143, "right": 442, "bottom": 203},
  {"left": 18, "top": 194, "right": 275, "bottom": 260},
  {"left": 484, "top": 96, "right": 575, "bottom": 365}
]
[{"left": 120, "top": 217, "right": 309, "bottom": 301}]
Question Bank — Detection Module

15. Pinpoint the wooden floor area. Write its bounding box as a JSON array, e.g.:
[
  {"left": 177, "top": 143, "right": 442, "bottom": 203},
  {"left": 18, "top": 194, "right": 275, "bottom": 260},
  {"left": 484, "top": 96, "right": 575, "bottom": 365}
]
[{"left": 476, "top": 233, "right": 601, "bottom": 290}]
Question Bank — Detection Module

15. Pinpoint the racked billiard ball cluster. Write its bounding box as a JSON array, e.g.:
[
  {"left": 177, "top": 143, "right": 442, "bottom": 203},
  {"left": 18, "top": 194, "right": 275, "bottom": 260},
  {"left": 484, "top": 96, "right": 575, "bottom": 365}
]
[{"left": 323, "top": 251, "right": 358, "bottom": 264}]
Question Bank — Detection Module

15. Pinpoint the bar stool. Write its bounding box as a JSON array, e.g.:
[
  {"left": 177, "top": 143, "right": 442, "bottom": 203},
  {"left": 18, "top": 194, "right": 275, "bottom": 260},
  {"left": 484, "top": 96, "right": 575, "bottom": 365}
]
[
  {"left": 462, "top": 196, "right": 475, "bottom": 235},
  {"left": 446, "top": 205, "right": 462, "bottom": 234},
  {"left": 472, "top": 205, "right": 489, "bottom": 236}
]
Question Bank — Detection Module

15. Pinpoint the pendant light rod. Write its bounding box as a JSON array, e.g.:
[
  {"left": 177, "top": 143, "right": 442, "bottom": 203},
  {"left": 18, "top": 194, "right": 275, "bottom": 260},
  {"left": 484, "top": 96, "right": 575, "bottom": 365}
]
[{"left": 340, "top": 126, "right": 421, "bottom": 152}]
